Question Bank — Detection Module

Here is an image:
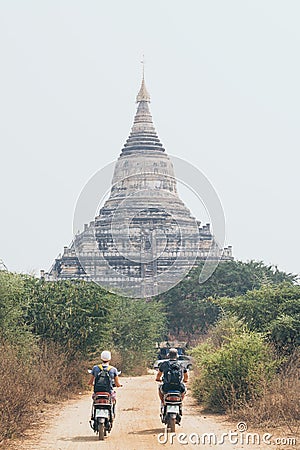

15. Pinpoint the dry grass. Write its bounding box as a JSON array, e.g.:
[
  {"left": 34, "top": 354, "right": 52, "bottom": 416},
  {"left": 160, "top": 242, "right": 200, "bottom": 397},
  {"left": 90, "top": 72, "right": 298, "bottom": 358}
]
[
  {"left": 0, "top": 342, "right": 86, "bottom": 443},
  {"left": 35, "top": 342, "right": 86, "bottom": 402},
  {"left": 0, "top": 344, "right": 36, "bottom": 442},
  {"left": 231, "top": 351, "right": 300, "bottom": 433}
]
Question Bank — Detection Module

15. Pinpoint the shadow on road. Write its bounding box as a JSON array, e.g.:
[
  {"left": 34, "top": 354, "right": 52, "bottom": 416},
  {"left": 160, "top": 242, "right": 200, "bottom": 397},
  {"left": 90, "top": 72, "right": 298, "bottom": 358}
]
[
  {"left": 129, "top": 428, "right": 164, "bottom": 435},
  {"left": 59, "top": 436, "right": 97, "bottom": 442}
]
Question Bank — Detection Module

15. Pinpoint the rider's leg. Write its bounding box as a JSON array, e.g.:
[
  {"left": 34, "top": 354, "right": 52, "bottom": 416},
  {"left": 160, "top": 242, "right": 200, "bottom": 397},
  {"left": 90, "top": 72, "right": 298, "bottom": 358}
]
[
  {"left": 181, "top": 383, "right": 186, "bottom": 400},
  {"left": 159, "top": 385, "right": 165, "bottom": 418},
  {"left": 90, "top": 400, "right": 95, "bottom": 430},
  {"left": 91, "top": 400, "right": 94, "bottom": 419},
  {"left": 111, "top": 391, "right": 117, "bottom": 418},
  {"left": 158, "top": 386, "right": 164, "bottom": 403}
]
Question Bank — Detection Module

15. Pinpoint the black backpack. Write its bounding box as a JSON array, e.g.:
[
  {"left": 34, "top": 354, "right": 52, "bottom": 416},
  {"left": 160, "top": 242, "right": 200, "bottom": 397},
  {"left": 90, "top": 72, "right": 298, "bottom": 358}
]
[
  {"left": 94, "top": 365, "right": 112, "bottom": 393},
  {"left": 163, "top": 361, "right": 183, "bottom": 387}
]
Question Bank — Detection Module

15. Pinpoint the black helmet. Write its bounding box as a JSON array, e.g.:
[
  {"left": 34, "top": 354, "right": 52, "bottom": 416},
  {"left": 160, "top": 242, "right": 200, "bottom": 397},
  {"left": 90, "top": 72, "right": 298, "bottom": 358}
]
[{"left": 168, "top": 348, "right": 178, "bottom": 359}]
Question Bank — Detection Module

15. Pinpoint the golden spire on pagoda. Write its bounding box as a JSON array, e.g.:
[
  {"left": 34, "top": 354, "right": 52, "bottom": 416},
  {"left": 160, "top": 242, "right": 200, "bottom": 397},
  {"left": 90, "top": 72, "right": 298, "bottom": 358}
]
[{"left": 136, "top": 55, "right": 150, "bottom": 103}]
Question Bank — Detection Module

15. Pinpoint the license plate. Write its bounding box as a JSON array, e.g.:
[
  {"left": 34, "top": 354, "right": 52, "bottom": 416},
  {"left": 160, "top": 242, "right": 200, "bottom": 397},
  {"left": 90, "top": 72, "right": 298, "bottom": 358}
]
[
  {"left": 166, "top": 405, "right": 179, "bottom": 413},
  {"left": 95, "top": 409, "right": 109, "bottom": 418}
]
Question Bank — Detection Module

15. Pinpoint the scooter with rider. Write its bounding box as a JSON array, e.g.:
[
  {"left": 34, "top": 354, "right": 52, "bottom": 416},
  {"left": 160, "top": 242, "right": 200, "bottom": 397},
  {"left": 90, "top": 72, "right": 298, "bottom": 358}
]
[
  {"left": 88, "top": 350, "right": 122, "bottom": 440},
  {"left": 155, "top": 347, "right": 188, "bottom": 432}
]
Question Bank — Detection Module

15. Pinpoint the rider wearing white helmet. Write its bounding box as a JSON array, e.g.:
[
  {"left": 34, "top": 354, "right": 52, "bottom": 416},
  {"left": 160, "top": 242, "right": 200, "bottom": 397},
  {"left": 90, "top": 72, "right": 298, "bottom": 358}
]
[
  {"left": 88, "top": 350, "right": 122, "bottom": 424},
  {"left": 88, "top": 350, "right": 122, "bottom": 394}
]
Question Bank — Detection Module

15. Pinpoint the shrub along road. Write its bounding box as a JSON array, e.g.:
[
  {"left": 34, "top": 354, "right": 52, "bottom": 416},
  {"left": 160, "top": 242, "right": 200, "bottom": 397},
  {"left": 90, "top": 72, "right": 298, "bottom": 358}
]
[{"left": 15, "top": 374, "right": 283, "bottom": 450}]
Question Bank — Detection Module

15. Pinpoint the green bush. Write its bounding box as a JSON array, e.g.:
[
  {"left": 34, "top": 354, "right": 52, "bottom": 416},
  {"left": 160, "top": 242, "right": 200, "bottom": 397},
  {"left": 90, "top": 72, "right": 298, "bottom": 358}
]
[
  {"left": 207, "top": 315, "right": 246, "bottom": 348},
  {"left": 192, "top": 318, "right": 278, "bottom": 412},
  {"left": 216, "top": 283, "right": 300, "bottom": 354},
  {"left": 0, "top": 272, "right": 34, "bottom": 350},
  {"left": 24, "top": 279, "right": 114, "bottom": 357}
]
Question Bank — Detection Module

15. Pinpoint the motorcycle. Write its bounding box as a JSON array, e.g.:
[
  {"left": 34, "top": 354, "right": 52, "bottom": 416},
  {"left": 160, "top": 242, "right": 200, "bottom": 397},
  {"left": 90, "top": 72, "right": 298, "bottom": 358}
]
[
  {"left": 88, "top": 369, "right": 121, "bottom": 441},
  {"left": 161, "top": 389, "right": 183, "bottom": 433},
  {"left": 90, "top": 391, "right": 115, "bottom": 440}
]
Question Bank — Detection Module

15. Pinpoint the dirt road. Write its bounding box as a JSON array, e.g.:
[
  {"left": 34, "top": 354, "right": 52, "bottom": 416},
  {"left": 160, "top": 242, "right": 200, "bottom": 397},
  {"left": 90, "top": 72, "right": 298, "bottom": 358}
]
[{"left": 18, "top": 374, "right": 294, "bottom": 450}]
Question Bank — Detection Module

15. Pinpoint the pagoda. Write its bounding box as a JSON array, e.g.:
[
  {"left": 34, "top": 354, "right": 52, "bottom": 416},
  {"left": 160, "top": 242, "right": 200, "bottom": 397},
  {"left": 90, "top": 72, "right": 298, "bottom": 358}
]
[{"left": 46, "top": 75, "right": 233, "bottom": 297}]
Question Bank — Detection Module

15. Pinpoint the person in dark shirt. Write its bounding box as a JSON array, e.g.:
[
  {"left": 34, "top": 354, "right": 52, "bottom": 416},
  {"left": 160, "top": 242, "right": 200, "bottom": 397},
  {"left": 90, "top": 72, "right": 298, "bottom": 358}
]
[{"left": 155, "top": 348, "right": 188, "bottom": 403}]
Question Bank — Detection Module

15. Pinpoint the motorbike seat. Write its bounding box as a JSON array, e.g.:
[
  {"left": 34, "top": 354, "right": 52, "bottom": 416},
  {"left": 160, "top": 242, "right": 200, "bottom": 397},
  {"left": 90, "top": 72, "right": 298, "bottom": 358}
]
[{"left": 93, "top": 392, "right": 112, "bottom": 402}]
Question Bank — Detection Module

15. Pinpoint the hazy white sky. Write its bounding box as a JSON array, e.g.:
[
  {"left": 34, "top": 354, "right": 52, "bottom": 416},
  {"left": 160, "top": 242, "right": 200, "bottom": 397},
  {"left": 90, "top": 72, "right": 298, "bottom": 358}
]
[{"left": 0, "top": 1, "right": 299, "bottom": 276}]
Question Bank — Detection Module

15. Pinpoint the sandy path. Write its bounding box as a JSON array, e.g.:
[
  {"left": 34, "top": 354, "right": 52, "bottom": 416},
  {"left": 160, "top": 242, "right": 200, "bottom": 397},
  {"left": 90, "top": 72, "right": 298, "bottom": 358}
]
[{"left": 16, "top": 374, "right": 296, "bottom": 450}]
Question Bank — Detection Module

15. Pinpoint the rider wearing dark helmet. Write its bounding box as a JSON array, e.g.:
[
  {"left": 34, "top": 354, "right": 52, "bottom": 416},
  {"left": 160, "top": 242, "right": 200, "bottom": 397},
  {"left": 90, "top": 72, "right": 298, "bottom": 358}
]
[{"left": 155, "top": 348, "right": 188, "bottom": 402}]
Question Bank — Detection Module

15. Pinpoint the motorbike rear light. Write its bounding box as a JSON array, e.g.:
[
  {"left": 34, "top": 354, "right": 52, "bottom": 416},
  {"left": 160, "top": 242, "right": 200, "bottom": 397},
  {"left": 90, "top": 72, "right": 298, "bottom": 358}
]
[
  {"left": 165, "top": 395, "right": 182, "bottom": 402},
  {"left": 94, "top": 398, "right": 110, "bottom": 405}
]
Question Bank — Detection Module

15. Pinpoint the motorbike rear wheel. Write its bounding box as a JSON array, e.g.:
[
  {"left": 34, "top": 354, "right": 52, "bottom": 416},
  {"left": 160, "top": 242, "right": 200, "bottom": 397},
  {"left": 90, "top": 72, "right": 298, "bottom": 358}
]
[
  {"left": 98, "top": 422, "right": 105, "bottom": 440},
  {"left": 169, "top": 417, "right": 176, "bottom": 433}
]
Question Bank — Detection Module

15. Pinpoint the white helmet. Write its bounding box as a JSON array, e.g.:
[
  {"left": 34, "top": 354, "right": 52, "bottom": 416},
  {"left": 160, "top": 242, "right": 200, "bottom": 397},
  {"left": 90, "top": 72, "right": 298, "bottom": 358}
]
[{"left": 101, "top": 350, "right": 111, "bottom": 362}]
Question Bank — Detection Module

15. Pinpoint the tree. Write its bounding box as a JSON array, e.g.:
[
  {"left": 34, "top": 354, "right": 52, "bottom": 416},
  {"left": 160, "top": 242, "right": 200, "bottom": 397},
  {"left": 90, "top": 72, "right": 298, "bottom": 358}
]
[
  {"left": 24, "top": 279, "right": 114, "bottom": 357},
  {"left": 0, "top": 272, "right": 34, "bottom": 351},
  {"left": 158, "top": 260, "right": 296, "bottom": 338},
  {"left": 216, "top": 283, "right": 300, "bottom": 353},
  {"left": 111, "top": 298, "right": 166, "bottom": 372}
]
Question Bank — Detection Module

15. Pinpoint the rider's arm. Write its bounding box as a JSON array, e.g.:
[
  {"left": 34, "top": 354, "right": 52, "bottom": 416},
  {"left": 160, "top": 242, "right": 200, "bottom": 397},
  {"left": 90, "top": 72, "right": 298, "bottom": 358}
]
[
  {"left": 156, "top": 370, "right": 163, "bottom": 382},
  {"left": 183, "top": 369, "right": 188, "bottom": 383},
  {"left": 114, "top": 375, "right": 122, "bottom": 387},
  {"left": 88, "top": 365, "right": 98, "bottom": 386},
  {"left": 88, "top": 366, "right": 96, "bottom": 385}
]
